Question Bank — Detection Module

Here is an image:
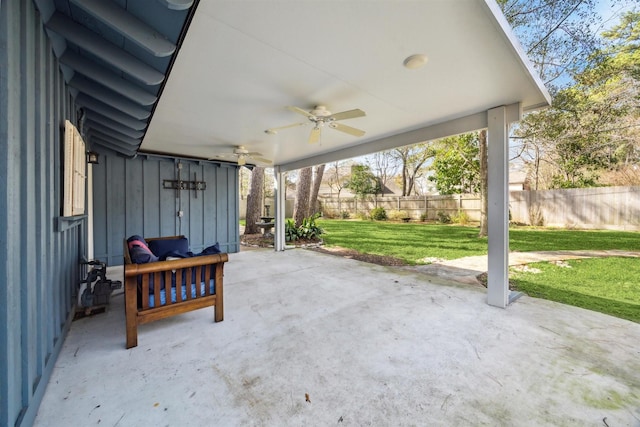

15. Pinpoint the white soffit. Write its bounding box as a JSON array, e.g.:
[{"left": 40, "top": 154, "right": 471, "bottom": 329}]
[{"left": 142, "top": 0, "right": 551, "bottom": 169}]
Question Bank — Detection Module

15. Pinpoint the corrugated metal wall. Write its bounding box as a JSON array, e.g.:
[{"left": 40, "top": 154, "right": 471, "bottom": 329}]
[
  {"left": 92, "top": 149, "right": 240, "bottom": 266},
  {"left": 1, "top": 2, "right": 87, "bottom": 426}
]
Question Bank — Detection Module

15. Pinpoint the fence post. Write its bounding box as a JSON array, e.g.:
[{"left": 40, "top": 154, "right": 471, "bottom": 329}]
[{"left": 424, "top": 195, "right": 428, "bottom": 220}]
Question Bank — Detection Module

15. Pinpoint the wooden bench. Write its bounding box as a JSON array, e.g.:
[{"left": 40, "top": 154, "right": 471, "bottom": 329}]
[{"left": 123, "top": 236, "right": 228, "bottom": 349}]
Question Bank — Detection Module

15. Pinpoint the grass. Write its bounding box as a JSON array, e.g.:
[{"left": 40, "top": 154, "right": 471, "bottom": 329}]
[
  {"left": 318, "top": 219, "right": 640, "bottom": 264},
  {"left": 316, "top": 219, "right": 640, "bottom": 322},
  {"left": 511, "top": 258, "right": 640, "bottom": 323}
]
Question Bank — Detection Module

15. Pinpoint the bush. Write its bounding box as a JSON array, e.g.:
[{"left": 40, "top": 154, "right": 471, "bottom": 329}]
[
  {"left": 340, "top": 211, "right": 350, "bottom": 219},
  {"left": 370, "top": 207, "right": 387, "bottom": 221},
  {"left": 285, "top": 219, "right": 299, "bottom": 241},
  {"left": 298, "top": 214, "right": 324, "bottom": 239},
  {"left": 437, "top": 211, "right": 452, "bottom": 224},
  {"left": 420, "top": 213, "right": 428, "bottom": 222},
  {"left": 389, "top": 210, "right": 409, "bottom": 221},
  {"left": 452, "top": 210, "right": 471, "bottom": 225},
  {"left": 285, "top": 215, "right": 324, "bottom": 241}
]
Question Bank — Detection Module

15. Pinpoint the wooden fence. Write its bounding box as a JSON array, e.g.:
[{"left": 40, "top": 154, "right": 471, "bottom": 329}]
[{"left": 319, "top": 186, "right": 640, "bottom": 230}]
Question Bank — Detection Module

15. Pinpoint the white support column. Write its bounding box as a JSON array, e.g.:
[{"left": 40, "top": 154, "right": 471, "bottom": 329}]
[
  {"left": 487, "top": 106, "right": 510, "bottom": 308},
  {"left": 274, "top": 166, "right": 286, "bottom": 251}
]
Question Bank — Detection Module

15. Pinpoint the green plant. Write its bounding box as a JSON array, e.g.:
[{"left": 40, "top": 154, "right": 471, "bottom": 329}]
[
  {"left": 297, "top": 214, "right": 324, "bottom": 239},
  {"left": 452, "top": 209, "right": 471, "bottom": 225},
  {"left": 340, "top": 210, "right": 350, "bottom": 219},
  {"left": 420, "top": 213, "right": 428, "bottom": 222},
  {"left": 370, "top": 207, "right": 387, "bottom": 221},
  {"left": 285, "top": 219, "right": 299, "bottom": 241},
  {"left": 389, "top": 209, "right": 409, "bottom": 221},
  {"left": 437, "top": 211, "right": 451, "bottom": 224}
]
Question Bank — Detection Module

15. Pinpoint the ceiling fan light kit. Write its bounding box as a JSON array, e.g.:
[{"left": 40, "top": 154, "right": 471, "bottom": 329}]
[
  {"left": 213, "top": 145, "right": 271, "bottom": 166},
  {"left": 266, "top": 105, "right": 366, "bottom": 144},
  {"left": 403, "top": 53, "right": 429, "bottom": 70}
]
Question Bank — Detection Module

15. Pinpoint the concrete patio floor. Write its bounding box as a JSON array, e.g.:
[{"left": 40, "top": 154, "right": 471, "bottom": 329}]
[{"left": 34, "top": 249, "right": 640, "bottom": 426}]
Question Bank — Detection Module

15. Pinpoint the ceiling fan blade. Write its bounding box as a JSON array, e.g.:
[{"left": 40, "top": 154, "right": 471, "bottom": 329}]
[
  {"left": 329, "top": 108, "right": 366, "bottom": 121},
  {"left": 253, "top": 157, "right": 273, "bottom": 165},
  {"left": 331, "top": 122, "right": 366, "bottom": 137},
  {"left": 287, "top": 106, "right": 315, "bottom": 118},
  {"left": 308, "top": 127, "right": 321, "bottom": 144},
  {"left": 265, "top": 122, "right": 306, "bottom": 134}
]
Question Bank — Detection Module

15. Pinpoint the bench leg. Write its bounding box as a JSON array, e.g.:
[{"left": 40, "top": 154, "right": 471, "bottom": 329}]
[
  {"left": 124, "top": 280, "right": 138, "bottom": 348},
  {"left": 214, "top": 265, "right": 224, "bottom": 322}
]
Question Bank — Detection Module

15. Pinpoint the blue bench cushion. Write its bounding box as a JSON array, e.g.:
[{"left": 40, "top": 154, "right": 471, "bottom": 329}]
[
  {"left": 148, "top": 237, "right": 189, "bottom": 259},
  {"left": 148, "top": 280, "right": 215, "bottom": 308}
]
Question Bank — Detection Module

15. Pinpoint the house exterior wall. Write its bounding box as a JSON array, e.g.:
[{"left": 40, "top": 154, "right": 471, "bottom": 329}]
[
  {"left": 1, "top": 2, "right": 86, "bottom": 426},
  {"left": 92, "top": 150, "right": 240, "bottom": 266}
]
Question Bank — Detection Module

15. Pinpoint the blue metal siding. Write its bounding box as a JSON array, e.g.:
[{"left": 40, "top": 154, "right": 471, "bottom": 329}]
[
  {"left": 92, "top": 151, "right": 240, "bottom": 265},
  {"left": 1, "top": 2, "right": 86, "bottom": 426}
]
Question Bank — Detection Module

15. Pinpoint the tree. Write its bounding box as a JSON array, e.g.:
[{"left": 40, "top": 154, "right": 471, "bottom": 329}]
[
  {"left": 478, "top": 130, "right": 488, "bottom": 237},
  {"left": 309, "top": 164, "right": 325, "bottom": 216},
  {"left": 392, "top": 143, "right": 434, "bottom": 196},
  {"left": 244, "top": 166, "right": 264, "bottom": 234},
  {"left": 513, "top": 11, "right": 640, "bottom": 188},
  {"left": 344, "top": 164, "right": 380, "bottom": 199},
  {"left": 367, "top": 151, "right": 399, "bottom": 196},
  {"left": 293, "top": 166, "right": 312, "bottom": 227},
  {"left": 429, "top": 134, "right": 480, "bottom": 195},
  {"left": 325, "top": 161, "right": 351, "bottom": 213},
  {"left": 496, "top": 0, "right": 600, "bottom": 90}
]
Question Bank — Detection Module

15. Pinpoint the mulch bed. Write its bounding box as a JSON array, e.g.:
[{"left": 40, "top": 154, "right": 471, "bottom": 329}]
[
  {"left": 240, "top": 233, "right": 407, "bottom": 267},
  {"left": 309, "top": 247, "right": 408, "bottom": 266}
]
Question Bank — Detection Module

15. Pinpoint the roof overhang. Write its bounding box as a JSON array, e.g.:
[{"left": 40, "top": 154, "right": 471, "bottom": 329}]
[{"left": 38, "top": 0, "right": 550, "bottom": 167}]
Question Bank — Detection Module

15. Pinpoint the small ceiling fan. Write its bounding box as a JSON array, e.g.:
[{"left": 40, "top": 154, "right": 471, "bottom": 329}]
[
  {"left": 214, "top": 145, "right": 272, "bottom": 166},
  {"left": 266, "top": 105, "right": 366, "bottom": 144}
]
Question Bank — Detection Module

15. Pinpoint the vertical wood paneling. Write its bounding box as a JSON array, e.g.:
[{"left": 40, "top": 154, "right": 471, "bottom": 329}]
[
  {"left": 1, "top": 2, "right": 23, "bottom": 424},
  {"left": 125, "top": 158, "right": 145, "bottom": 236},
  {"left": 143, "top": 159, "right": 161, "bottom": 238},
  {"left": 93, "top": 154, "right": 240, "bottom": 263},
  {"left": 1, "top": 3, "right": 86, "bottom": 425}
]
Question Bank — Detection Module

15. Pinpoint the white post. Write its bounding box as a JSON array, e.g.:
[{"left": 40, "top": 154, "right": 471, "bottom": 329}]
[
  {"left": 274, "top": 167, "right": 286, "bottom": 251},
  {"left": 487, "top": 106, "right": 510, "bottom": 307}
]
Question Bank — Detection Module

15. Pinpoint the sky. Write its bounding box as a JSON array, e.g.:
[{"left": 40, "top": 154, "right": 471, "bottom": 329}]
[{"left": 595, "top": 0, "right": 637, "bottom": 32}]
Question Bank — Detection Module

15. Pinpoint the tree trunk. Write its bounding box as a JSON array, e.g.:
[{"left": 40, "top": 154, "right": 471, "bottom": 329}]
[
  {"left": 293, "top": 167, "right": 313, "bottom": 227},
  {"left": 244, "top": 167, "right": 264, "bottom": 235},
  {"left": 309, "top": 164, "right": 325, "bottom": 216},
  {"left": 478, "top": 130, "right": 488, "bottom": 237}
]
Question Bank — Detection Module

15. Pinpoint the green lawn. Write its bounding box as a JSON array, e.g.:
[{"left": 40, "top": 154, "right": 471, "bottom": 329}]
[
  {"left": 317, "top": 219, "right": 640, "bottom": 322},
  {"left": 318, "top": 219, "right": 640, "bottom": 264},
  {"left": 511, "top": 258, "right": 640, "bottom": 323}
]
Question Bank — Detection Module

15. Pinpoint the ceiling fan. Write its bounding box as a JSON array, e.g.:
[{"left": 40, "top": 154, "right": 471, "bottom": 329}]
[
  {"left": 266, "top": 105, "right": 366, "bottom": 144},
  {"left": 213, "top": 145, "right": 272, "bottom": 166}
]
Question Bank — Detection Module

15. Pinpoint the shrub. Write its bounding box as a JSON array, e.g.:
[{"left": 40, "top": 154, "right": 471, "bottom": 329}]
[
  {"left": 370, "top": 207, "right": 387, "bottom": 221},
  {"left": 286, "top": 215, "right": 324, "bottom": 241},
  {"left": 452, "top": 210, "right": 471, "bottom": 225},
  {"left": 528, "top": 204, "right": 544, "bottom": 226},
  {"left": 389, "top": 209, "right": 409, "bottom": 221},
  {"left": 357, "top": 213, "right": 368, "bottom": 220},
  {"left": 285, "top": 219, "right": 299, "bottom": 241},
  {"left": 420, "top": 212, "right": 428, "bottom": 222},
  {"left": 437, "top": 211, "right": 452, "bottom": 224},
  {"left": 340, "top": 210, "right": 350, "bottom": 219},
  {"left": 297, "top": 214, "right": 324, "bottom": 239}
]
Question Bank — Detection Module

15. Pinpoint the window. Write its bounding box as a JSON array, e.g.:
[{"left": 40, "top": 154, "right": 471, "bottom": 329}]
[{"left": 63, "top": 120, "right": 86, "bottom": 216}]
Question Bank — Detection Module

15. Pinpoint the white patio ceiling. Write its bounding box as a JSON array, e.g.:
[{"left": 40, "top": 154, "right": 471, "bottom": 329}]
[{"left": 142, "top": 0, "right": 551, "bottom": 170}]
